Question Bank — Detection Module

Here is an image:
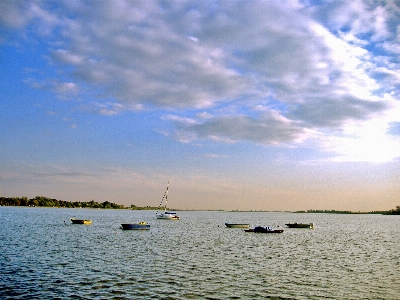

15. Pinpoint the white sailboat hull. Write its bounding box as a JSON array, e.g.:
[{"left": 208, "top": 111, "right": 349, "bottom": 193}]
[
  {"left": 156, "top": 212, "right": 180, "bottom": 220},
  {"left": 155, "top": 182, "right": 180, "bottom": 220}
]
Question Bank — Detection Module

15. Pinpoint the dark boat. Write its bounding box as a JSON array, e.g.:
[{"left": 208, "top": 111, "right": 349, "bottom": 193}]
[
  {"left": 70, "top": 218, "right": 92, "bottom": 225},
  {"left": 285, "top": 223, "right": 314, "bottom": 229},
  {"left": 244, "top": 226, "right": 284, "bottom": 233},
  {"left": 225, "top": 222, "right": 250, "bottom": 228},
  {"left": 121, "top": 221, "right": 150, "bottom": 230}
]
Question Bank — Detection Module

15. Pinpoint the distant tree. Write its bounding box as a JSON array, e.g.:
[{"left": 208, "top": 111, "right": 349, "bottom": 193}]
[
  {"left": 1, "top": 195, "right": 132, "bottom": 210},
  {"left": 102, "top": 201, "right": 111, "bottom": 209},
  {"left": 20, "top": 197, "right": 29, "bottom": 206},
  {"left": 29, "top": 199, "right": 39, "bottom": 207},
  {"left": 390, "top": 205, "right": 400, "bottom": 214}
]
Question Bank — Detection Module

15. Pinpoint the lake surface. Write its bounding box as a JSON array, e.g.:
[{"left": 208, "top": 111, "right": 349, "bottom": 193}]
[{"left": 1, "top": 207, "right": 399, "bottom": 299}]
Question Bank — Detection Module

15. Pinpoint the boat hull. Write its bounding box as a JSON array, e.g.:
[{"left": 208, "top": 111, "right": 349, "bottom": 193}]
[
  {"left": 285, "top": 223, "right": 314, "bottom": 229},
  {"left": 225, "top": 223, "right": 250, "bottom": 228},
  {"left": 70, "top": 218, "right": 92, "bottom": 225},
  {"left": 156, "top": 213, "right": 180, "bottom": 220},
  {"left": 121, "top": 223, "right": 150, "bottom": 230},
  {"left": 156, "top": 183, "right": 180, "bottom": 220}
]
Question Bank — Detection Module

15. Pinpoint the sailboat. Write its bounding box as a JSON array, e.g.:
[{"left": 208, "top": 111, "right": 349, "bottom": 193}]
[{"left": 155, "top": 182, "right": 180, "bottom": 220}]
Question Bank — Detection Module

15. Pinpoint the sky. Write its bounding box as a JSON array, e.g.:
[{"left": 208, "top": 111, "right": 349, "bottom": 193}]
[{"left": 1, "top": 0, "right": 399, "bottom": 212}]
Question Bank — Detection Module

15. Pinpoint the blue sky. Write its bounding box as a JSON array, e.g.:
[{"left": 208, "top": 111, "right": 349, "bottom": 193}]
[{"left": 1, "top": 0, "right": 399, "bottom": 211}]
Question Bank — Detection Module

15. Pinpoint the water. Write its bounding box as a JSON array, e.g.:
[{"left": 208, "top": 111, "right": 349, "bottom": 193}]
[{"left": 1, "top": 207, "right": 399, "bottom": 299}]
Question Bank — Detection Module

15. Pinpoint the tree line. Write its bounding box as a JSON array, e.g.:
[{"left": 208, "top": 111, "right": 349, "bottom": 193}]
[
  {"left": 294, "top": 206, "right": 400, "bottom": 215},
  {"left": 0, "top": 196, "right": 126, "bottom": 209},
  {"left": 382, "top": 205, "right": 400, "bottom": 215}
]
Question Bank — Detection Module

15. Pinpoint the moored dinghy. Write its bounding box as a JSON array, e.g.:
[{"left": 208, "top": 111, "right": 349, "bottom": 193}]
[
  {"left": 225, "top": 223, "right": 250, "bottom": 228},
  {"left": 121, "top": 221, "right": 150, "bottom": 230},
  {"left": 70, "top": 218, "right": 92, "bottom": 225},
  {"left": 285, "top": 223, "right": 314, "bottom": 229}
]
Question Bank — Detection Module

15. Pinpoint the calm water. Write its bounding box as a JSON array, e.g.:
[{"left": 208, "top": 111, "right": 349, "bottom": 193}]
[{"left": 1, "top": 207, "right": 399, "bottom": 299}]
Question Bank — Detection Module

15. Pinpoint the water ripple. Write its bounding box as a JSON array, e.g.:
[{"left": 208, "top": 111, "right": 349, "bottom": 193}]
[{"left": 1, "top": 208, "right": 400, "bottom": 299}]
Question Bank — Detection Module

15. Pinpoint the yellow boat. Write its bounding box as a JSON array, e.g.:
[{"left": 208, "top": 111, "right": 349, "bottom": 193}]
[{"left": 70, "top": 218, "right": 92, "bottom": 225}]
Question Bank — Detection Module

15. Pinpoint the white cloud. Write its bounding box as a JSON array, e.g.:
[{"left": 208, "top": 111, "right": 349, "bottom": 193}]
[
  {"left": 51, "top": 49, "right": 84, "bottom": 65},
  {"left": 0, "top": 1, "right": 33, "bottom": 29},
  {"left": 168, "top": 111, "right": 317, "bottom": 146},
  {"left": 54, "top": 82, "right": 79, "bottom": 96},
  {"left": 3, "top": 0, "right": 399, "bottom": 162},
  {"left": 163, "top": 114, "right": 198, "bottom": 125},
  {"left": 85, "top": 102, "right": 125, "bottom": 116},
  {"left": 321, "top": 99, "right": 400, "bottom": 162},
  {"left": 24, "top": 78, "right": 79, "bottom": 98},
  {"left": 326, "top": 126, "right": 400, "bottom": 163}
]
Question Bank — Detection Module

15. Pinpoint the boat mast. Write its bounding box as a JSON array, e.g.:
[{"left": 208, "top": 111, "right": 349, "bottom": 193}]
[
  {"left": 156, "top": 181, "right": 169, "bottom": 215},
  {"left": 164, "top": 182, "right": 169, "bottom": 212}
]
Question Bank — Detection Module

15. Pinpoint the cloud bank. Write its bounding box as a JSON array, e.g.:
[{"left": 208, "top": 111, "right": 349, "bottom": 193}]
[{"left": 1, "top": 0, "right": 399, "bottom": 162}]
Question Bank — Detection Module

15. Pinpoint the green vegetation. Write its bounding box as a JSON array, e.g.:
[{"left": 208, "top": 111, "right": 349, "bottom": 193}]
[
  {"left": 130, "top": 204, "right": 159, "bottom": 210},
  {"left": 0, "top": 196, "right": 175, "bottom": 210},
  {"left": 0, "top": 196, "right": 126, "bottom": 209},
  {"left": 295, "top": 206, "right": 400, "bottom": 215},
  {"left": 2, "top": 196, "right": 398, "bottom": 214},
  {"left": 382, "top": 205, "right": 400, "bottom": 215},
  {"left": 295, "top": 209, "right": 355, "bottom": 214}
]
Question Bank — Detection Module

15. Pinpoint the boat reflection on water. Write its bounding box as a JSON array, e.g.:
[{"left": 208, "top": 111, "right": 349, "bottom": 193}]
[
  {"left": 245, "top": 226, "right": 284, "bottom": 233},
  {"left": 285, "top": 222, "right": 314, "bottom": 229}
]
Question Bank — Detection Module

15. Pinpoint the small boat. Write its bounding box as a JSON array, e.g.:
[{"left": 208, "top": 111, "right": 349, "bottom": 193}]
[
  {"left": 70, "top": 218, "right": 92, "bottom": 225},
  {"left": 156, "top": 211, "right": 180, "bottom": 220},
  {"left": 285, "top": 222, "right": 314, "bottom": 229},
  {"left": 225, "top": 223, "right": 250, "bottom": 228},
  {"left": 121, "top": 221, "right": 150, "bottom": 230},
  {"left": 245, "top": 226, "right": 284, "bottom": 233},
  {"left": 156, "top": 182, "right": 180, "bottom": 220}
]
